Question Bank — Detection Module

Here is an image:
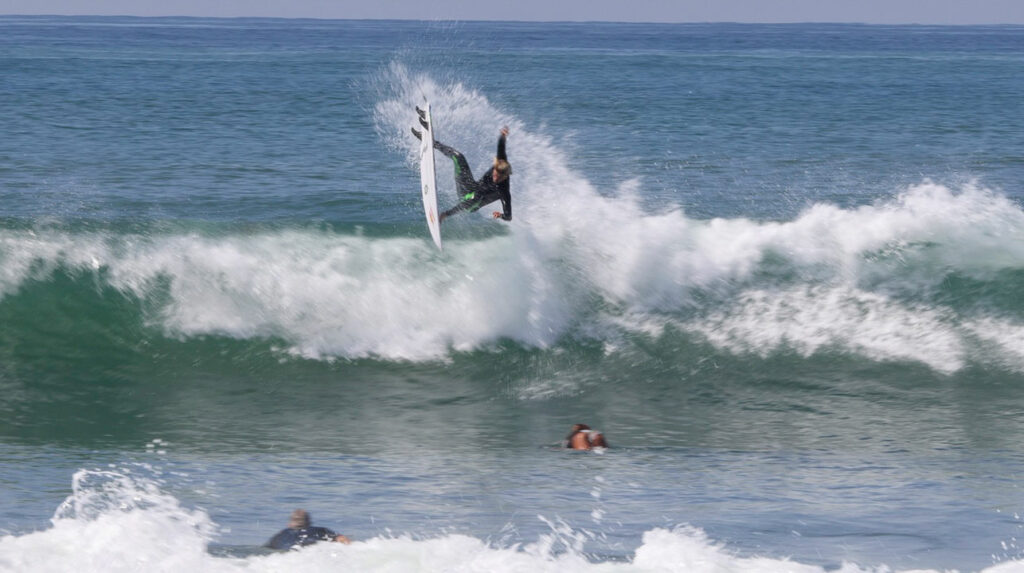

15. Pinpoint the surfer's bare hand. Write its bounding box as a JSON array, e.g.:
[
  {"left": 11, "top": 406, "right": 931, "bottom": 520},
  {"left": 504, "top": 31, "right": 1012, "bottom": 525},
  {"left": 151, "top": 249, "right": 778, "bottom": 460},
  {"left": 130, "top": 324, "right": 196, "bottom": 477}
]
[
  {"left": 492, "top": 211, "right": 502, "bottom": 219},
  {"left": 500, "top": 126, "right": 509, "bottom": 137}
]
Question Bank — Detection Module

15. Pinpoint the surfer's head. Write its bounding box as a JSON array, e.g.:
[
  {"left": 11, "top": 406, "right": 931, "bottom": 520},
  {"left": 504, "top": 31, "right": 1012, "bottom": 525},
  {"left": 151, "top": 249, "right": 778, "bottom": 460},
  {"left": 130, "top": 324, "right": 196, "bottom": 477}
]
[
  {"left": 565, "top": 424, "right": 590, "bottom": 448},
  {"left": 492, "top": 158, "right": 511, "bottom": 182},
  {"left": 566, "top": 423, "right": 607, "bottom": 450},
  {"left": 289, "top": 509, "right": 311, "bottom": 529}
]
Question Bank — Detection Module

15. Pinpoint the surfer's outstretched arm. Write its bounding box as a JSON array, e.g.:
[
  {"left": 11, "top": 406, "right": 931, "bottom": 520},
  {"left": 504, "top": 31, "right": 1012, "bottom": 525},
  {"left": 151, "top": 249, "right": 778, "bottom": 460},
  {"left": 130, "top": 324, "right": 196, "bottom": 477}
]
[{"left": 496, "top": 127, "right": 508, "bottom": 161}]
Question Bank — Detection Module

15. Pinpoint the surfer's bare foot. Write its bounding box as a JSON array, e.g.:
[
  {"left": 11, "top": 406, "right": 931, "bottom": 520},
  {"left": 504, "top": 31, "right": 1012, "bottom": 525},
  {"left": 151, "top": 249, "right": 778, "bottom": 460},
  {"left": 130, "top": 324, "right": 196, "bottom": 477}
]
[{"left": 411, "top": 127, "right": 422, "bottom": 140}]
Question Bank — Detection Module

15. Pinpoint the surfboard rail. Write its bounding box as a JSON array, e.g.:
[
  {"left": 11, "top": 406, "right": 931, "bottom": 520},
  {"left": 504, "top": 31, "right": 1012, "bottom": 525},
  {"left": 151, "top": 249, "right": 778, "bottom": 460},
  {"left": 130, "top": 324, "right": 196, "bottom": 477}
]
[{"left": 417, "top": 104, "right": 443, "bottom": 250}]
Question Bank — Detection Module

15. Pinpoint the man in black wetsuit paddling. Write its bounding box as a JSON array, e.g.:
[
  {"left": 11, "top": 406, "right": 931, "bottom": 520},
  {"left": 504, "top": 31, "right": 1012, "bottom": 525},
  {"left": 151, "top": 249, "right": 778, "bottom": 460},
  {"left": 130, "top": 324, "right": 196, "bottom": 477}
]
[
  {"left": 264, "top": 509, "right": 350, "bottom": 550},
  {"left": 413, "top": 119, "right": 512, "bottom": 223}
]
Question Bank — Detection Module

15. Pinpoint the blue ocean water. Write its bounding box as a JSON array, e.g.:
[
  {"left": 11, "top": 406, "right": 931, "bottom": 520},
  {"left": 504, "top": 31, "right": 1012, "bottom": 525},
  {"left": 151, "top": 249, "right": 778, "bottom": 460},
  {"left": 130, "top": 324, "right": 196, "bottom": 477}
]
[{"left": 2, "top": 15, "right": 1024, "bottom": 572}]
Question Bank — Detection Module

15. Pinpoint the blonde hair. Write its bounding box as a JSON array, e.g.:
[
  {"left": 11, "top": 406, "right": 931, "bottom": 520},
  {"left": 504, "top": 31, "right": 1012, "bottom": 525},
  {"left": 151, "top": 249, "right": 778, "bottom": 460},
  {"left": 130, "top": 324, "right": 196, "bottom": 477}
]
[{"left": 493, "top": 158, "right": 511, "bottom": 180}]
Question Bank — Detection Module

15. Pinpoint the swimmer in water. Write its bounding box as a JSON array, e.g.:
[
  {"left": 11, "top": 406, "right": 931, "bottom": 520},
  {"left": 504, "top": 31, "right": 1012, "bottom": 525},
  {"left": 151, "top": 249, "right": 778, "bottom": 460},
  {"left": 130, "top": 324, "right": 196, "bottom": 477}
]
[{"left": 565, "top": 424, "right": 608, "bottom": 450}]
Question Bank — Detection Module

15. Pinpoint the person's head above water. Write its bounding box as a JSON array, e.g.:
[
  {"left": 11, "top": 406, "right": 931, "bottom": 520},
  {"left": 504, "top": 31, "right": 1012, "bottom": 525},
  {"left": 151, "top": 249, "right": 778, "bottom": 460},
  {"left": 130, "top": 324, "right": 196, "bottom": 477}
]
[
  {"left": 566, "top": 424, "right": 608, "bottom": 450},
  {"left": 289, "top": 509, "right": 312, "bottom": 529}
]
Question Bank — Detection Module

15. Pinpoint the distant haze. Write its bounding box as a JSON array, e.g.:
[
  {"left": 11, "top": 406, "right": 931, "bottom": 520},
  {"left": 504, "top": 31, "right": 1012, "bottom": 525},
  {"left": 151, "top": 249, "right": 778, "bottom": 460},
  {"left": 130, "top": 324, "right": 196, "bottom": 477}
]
[{"left": 2, "top": 0, "right": 1024, "bottom": 24}]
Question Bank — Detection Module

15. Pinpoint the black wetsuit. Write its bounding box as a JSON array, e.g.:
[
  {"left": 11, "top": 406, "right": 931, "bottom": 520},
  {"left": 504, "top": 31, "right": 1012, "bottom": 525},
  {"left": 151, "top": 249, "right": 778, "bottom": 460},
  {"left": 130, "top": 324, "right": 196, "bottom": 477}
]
[
  {"left": 436, "top": 133, "right": 511, "bottom": 221},
  {"left": 265, "top": 526, "right": 338, "bottom": 550}
]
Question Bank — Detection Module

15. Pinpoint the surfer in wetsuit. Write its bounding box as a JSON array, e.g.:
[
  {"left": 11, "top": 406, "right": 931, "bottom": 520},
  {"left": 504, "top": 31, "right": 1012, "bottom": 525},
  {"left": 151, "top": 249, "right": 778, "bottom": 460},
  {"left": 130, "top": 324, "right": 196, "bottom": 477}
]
[
  {"left": 264, "top": 509, "right": 350, "bottom": 550},
  {"left": 412, "top": 125, "right": 512, "bottom": 223}
]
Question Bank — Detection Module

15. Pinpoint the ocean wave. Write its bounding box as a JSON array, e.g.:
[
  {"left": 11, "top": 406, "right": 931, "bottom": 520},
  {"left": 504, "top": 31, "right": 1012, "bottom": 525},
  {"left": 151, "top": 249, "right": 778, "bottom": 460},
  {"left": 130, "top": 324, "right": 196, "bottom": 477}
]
[
  {"left": 2, "top": 466, "right": 1014, "bottom": 573},
  {"left": 2, "top": 62, "right": 1024, "bottom": 370},
  {"left": 3, "top": 181, "right": 1024, "bottom": 374}
]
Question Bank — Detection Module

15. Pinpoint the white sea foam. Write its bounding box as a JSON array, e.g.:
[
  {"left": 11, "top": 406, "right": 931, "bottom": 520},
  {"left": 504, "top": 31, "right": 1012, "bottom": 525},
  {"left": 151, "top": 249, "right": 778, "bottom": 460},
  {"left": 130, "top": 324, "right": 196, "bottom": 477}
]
[
  {"left": 2, "top": 467, "right": 1015, "bottom": 573},
  {"left": 0, "top": 468, "right": 216, "bottom": 573},
  {"left": 683, "top": 285, "right": 967, "bottom": 373}
]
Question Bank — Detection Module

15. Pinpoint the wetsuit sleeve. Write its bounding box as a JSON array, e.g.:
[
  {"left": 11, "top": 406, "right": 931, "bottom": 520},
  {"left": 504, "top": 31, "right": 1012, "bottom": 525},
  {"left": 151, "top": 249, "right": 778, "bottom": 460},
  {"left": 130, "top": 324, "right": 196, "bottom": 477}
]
[
  {"left": 315, "top": 527, "right": 338, "bottom": 541},
  {"left": 498, "top": 181, "right": 511, "bottom": 221},
  {"left": 496, "top": 133, "right": 507, "bottom": 161}
]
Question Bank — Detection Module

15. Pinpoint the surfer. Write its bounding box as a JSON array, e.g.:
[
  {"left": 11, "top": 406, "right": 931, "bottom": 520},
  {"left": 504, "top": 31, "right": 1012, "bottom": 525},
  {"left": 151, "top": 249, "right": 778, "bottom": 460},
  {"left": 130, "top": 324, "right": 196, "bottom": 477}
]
[
  {"left": 412, "top": 124, "right": 512, "bottom": 222},
  {"left": 264, "top": 509, "right": 351, "bottom": 550},
  {"left": 565, "top": 424, "right": 608, "bottom": 450}
]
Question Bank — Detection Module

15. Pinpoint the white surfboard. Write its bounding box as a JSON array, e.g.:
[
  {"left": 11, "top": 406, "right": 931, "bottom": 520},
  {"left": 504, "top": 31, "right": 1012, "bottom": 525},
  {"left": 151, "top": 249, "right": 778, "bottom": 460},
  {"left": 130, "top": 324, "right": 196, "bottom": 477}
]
[{"left": 417, "top": 103, "right": 442, "bottom": 250}]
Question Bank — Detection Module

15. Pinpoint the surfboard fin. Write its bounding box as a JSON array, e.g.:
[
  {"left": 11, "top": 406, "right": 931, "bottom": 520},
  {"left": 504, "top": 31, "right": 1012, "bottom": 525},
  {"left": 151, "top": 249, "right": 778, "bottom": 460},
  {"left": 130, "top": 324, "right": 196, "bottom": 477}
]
[
  {"left": 416, "top": 106, "right": 426, "bottom": 119},
  {"left": 419, "top": 117, "right": 429, "bottom": 130},
  {"left": 411, "top": 127, "right": 422, "bottom": 140}
]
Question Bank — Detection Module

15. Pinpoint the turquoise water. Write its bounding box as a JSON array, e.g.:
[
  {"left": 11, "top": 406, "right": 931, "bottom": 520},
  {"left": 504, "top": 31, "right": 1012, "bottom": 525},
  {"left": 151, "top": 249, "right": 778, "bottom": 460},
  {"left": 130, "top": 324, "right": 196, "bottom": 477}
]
[{"left": 2, "top": 16, "right": 1024, "bottom": 572}]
